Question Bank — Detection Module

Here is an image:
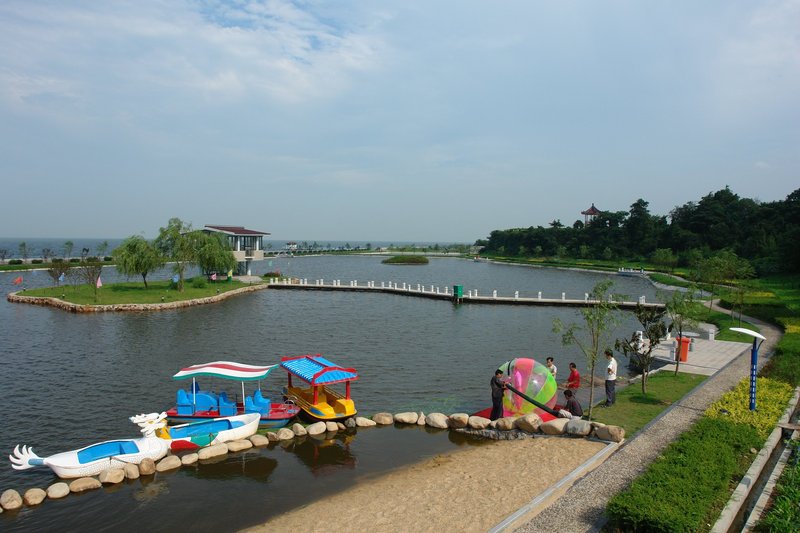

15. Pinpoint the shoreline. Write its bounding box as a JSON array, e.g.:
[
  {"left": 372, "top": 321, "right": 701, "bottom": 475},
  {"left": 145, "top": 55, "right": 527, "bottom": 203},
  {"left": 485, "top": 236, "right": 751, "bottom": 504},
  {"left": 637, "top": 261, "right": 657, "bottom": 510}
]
[{"left": 243, "top": 436, "right": 607, "bottom": 533}]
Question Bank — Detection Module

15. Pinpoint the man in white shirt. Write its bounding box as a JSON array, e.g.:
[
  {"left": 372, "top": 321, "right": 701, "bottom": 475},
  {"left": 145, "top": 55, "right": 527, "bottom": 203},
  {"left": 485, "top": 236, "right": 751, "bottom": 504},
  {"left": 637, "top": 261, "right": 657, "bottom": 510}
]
[
  {"left": 604, "top": 349, "right": 617, "bottom": 407},
  {"left": 546, "top": 357, "right": 558, "bottom": 381}
]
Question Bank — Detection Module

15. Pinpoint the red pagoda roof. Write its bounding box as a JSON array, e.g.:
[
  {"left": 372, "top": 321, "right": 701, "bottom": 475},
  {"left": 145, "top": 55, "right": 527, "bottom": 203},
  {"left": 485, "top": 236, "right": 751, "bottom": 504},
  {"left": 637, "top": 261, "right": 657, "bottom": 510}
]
[{"left": 581, "top": 204, "right": 601, "bottom": 216}]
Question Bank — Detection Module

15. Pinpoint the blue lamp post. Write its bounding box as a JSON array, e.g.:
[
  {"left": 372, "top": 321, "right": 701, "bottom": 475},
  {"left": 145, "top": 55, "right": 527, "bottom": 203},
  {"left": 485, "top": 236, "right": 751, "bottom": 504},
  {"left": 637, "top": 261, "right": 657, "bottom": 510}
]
[{"left": 730, "top": 327, "right": 766, "bottom": 411}]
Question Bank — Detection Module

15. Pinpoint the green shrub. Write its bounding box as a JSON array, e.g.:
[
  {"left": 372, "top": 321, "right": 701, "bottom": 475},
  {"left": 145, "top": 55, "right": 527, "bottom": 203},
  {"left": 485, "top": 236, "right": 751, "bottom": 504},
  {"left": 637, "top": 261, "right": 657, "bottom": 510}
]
[
  {"left": 52, "top": 258, "right": 63, "bottom": 264},
  {"left": 31, "top": 259, "right": 43, "bottom": 264},
  {"left": 9, "top": 259, "right": 22, "bottom": 265},
  {"left": 191, "top": 276, "right": 207, "bottom": 289},
  {"left": 263, "top": 271, "right": 282, "bottom": 278},
  {"left": 381, "top": 255, "right": 429, "bottom": 264},
  {"left": 607, "top": 417, "right": 762, "bottom": 533},
  {"left": 705, "top": 377, "right": 794, "bottom": 439},
  {"left": 69, "top": 258, "right": 80, "bottom": 263},
  {"left": 756, "top": 440, "right": 800, "bottom": 531},
  {"left": 104, "top": 256, "right": 113, "bottom": 262}
]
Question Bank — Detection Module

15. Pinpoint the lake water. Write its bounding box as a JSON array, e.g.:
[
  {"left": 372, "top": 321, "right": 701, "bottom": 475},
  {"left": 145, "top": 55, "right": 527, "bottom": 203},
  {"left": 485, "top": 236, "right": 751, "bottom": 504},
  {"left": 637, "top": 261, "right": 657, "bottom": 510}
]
[{"left": 0, "top": 255, "right": 663, "bottom": 531}]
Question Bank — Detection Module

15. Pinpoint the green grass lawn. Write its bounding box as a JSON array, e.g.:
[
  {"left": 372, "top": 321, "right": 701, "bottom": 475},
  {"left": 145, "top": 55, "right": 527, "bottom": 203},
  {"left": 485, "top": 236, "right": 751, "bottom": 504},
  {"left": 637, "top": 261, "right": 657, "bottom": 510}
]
[
  {"left": 589, "top": 371, "right": 707, "bottom": 435},
  {"left": 19, "top": 279, "right": 257, "bottom": 305}
]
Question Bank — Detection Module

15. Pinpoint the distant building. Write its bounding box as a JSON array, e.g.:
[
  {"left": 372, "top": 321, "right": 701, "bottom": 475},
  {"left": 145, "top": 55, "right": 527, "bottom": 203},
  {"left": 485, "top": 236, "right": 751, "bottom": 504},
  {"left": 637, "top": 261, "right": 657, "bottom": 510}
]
[
  {"left": 580, "top": 203, "right": 602, "bottom": 225},
  {"left": 203, "top": 225, "right": 270, "bottom": 276}
]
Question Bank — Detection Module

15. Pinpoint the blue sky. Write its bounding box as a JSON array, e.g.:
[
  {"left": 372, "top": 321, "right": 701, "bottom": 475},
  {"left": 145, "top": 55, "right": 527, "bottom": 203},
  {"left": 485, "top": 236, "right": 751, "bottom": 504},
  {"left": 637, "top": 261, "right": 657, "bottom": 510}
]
[{"left": 1, "top": 1, "right": 798, "bottom": 242}]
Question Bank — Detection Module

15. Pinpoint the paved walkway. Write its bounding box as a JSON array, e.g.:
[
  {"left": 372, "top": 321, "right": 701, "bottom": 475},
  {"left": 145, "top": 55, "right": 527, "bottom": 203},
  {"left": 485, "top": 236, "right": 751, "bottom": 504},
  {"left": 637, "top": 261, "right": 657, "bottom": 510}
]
[{"left": 514, "top": 304, "right": 783, "bottom": 533}]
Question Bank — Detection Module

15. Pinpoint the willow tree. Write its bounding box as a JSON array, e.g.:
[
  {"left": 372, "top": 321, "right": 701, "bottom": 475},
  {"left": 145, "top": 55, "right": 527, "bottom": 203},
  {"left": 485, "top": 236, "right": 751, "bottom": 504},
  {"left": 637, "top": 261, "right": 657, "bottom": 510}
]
[
  {"left": 196, "top": 232, "right": 237, "bottom": 276},
  {"left": 553, "top": 280, "right": 620, "bottom": 419},
  {"left": 113, "top": 235, "right": 164, "bottom": 288},
  {"left": 154, "top": 218, "right": 198, "bottom": 292}
]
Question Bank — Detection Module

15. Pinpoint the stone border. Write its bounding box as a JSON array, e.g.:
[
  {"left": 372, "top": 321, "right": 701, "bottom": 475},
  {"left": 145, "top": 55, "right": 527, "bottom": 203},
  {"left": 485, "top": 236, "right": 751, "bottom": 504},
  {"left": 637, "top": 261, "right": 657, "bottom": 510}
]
[{"left": 6, "top": 284, "right": 269, "bottom": 313}]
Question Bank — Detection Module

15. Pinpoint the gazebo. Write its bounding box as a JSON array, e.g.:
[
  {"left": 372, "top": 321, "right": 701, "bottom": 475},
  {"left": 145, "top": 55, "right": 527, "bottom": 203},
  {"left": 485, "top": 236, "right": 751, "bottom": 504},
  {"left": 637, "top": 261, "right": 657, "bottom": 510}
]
[{"left": 580, "top": 203, "right": 601, "bottom": 224}]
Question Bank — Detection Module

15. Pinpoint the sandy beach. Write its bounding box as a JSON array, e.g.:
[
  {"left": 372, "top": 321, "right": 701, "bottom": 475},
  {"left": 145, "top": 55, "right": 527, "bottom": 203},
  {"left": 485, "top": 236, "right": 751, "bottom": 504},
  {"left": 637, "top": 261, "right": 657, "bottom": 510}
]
[{"left": 244, "top": 436, "right": 607, "bottom": 533}]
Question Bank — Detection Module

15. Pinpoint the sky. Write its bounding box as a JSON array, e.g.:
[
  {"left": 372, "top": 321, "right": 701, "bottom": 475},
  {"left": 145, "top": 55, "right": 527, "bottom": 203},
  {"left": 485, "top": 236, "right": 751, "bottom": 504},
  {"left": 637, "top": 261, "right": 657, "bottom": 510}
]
[{"left": 0, "top": 1, "right": 798, "bottom": 242}]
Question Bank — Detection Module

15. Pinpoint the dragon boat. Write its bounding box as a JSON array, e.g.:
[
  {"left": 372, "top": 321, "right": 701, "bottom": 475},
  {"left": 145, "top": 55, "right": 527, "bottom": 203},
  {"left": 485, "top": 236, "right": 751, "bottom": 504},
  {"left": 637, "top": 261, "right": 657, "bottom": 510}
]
[
  {"left": 9, "top": 415, "right": 171, "bottom": 479},
  {"left": 133, "top": 412, "right": 260, "bottom": 451},
  {"left": 165, "top": 361, "right": 300, "bottom": 428},
  {"left": 281, "top": 354, "right": 358, "bottom": 422}
]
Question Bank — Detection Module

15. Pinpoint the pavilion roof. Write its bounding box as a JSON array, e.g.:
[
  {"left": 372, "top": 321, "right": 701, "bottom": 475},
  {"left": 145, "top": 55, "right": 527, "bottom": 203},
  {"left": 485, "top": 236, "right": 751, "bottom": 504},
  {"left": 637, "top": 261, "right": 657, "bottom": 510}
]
[
  {"left": 581, "top": 204, "right": 601, "bottom": 215},
  {"left": 204, "top": 225, "right": 270, "bottom": 236}
]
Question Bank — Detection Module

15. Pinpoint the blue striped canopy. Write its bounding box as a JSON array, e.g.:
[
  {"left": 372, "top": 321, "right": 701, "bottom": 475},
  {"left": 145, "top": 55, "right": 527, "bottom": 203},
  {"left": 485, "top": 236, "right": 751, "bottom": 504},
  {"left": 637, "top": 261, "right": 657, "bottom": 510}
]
[{"left": 280, "top": 354, "right": 358, "bottom": 385}]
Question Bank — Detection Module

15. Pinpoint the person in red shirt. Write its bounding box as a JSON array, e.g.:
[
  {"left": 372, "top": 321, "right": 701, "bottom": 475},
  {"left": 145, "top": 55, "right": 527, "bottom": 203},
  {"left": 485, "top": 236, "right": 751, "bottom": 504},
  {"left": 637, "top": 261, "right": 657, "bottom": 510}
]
[{"left": 566, "top": 362, "right": 581, "bottom": 390}]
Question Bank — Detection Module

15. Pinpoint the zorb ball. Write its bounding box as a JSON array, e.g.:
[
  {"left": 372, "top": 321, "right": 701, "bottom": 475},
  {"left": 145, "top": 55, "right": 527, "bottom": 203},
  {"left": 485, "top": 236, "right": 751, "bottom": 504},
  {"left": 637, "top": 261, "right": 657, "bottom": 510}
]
[{"left": 498, "top": 358, "right": 557, "bottom": 417}]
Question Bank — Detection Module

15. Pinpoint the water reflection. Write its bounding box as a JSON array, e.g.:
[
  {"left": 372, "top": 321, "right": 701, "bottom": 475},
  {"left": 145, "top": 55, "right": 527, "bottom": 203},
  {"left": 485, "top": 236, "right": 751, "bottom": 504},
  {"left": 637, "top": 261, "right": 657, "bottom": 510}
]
[
  {"left": 278, "top": 432, "right": 358, "bottom": 477},
  {"left": 190, "top": 453, "right": 278, "bottom": 482}
]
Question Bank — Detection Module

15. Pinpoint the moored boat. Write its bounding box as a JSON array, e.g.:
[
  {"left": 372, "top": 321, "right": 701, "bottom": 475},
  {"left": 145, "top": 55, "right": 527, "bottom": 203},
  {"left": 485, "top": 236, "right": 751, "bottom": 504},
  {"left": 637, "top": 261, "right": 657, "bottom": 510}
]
[
  {"left": 9, "top": 415, "right": 171, "bottom": 479},
  {"left": 165, "top": 361, "right": 300, "bottom": 428},
  {"left": 281, "top": 354, "right": 358, "bottom": 422},
  {"left": 148, "top": 412, "right": 260, "bottom": 451}
]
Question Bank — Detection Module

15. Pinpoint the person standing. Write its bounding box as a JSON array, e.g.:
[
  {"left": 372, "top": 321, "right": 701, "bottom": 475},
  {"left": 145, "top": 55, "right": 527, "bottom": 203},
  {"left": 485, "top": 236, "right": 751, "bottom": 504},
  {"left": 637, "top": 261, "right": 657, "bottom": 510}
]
[
  {"left": 546, "top": 357, "right": 558, "bottom": 381},
  {"left": 604, "top": 349, "right": 617, "bottom": 407},
  {"left": 566, "top": 362, "right": 581, "bottom": 390},
  {"left": 490, "top": 369, "right": 507, "bottom": 420}
]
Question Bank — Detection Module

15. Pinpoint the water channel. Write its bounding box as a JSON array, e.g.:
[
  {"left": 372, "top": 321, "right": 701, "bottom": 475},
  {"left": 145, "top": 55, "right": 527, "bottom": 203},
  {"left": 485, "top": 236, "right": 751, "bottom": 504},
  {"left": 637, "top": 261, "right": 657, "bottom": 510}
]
[{"left": 0, "top": 255, "right": 663, "bottom": 531}]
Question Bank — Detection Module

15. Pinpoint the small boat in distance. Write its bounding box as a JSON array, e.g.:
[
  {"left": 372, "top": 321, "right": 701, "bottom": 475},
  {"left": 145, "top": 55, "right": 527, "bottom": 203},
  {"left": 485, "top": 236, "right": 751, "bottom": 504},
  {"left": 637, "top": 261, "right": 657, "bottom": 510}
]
[
  {"left": 165, "top": 361, "right": 300, "bottom": 428},
  {"left": 281, "top": 354, "right": 358, "bottom": 422},
  {"left": 10, "top": 415, "right": 170, "bottom": 479}
]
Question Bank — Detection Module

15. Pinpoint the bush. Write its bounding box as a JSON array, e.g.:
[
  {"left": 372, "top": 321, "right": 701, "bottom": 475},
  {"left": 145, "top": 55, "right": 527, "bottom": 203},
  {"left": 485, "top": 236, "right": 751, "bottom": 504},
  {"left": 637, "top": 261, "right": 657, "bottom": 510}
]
[
  {"left": 104, "top": 256, "right": 113, "bottom": 262},
  {"left": 607, "top": 417, "right": 762, "bottom": 532},
  {"left": 263, "top": 271, "right": 282, "bottom": 278},
  {"left": 191, "top": 277, "right": 207, "bottom": 289},
  {"left": 705, "top": 377, "right": 794, "bottom": 439},
  {"left": 756, "top": 440, "right": 800, "bottom": 531},
  {"left": 52, "top": 258, "right": 64, "bottom": 263},
  {"left": 69, "top": 258, "right": 80, "bottom": 263},
  {"left": 381, "top": 255, "right": 429, "bottom": 264},
  {"left": 9, "top": 259, "right": 22, "bottom": 265},
  {"left": 31, "top": 259, "right": 43, "bottom": 264}
]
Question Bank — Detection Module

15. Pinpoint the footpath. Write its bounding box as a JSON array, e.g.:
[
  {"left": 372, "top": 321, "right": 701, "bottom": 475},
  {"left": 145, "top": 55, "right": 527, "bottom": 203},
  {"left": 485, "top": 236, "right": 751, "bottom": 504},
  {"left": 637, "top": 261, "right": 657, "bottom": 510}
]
[{"left": 515, "top": 304, "right": 783, "bottom": 533}]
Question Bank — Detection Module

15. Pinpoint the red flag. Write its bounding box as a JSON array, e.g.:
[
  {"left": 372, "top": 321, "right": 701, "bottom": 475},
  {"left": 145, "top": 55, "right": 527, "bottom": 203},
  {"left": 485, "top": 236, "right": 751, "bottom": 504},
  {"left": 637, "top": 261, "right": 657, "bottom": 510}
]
[
  {"left": 96, "top": 276, "right": 102, "bottom": 288},
  {"left": 13, "top": 276, "right": 23, "bottom": 285}
]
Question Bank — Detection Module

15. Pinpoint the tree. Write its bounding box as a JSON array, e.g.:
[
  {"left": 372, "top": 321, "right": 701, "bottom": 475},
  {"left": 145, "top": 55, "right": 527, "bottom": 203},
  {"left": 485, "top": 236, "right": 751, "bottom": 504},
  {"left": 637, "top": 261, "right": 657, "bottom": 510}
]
[
  {"left": 665, "top": 289, "right": 700, "bottom": 376},
  {"left": 651, "top": 248, "right": 677, "bottom": 273},
  {"left": 0, "top": 249, "right": 8, "bottom": 263},
  {"left": 196, "top": 232, "right": 237, "bottom": 276},
  {"left": 18, "top": 242, "right": 29, "bottom": 263},
  {"left": 113, "top": 235, "right": 164, "bottom": 288},
  {"left": 46, "top": 260, "right": 71, "bottom": 287},
  {"left": 96, "top": 240, "right": 109, "bottom": 258},
  {"left": 553, "top": 280, "right": 620, "bottom": 419},
  {"left": 79, "top": 259, "right": 103, "bottom": 302},
  {"left": 63, "top": 240, "right": 74, "bottom": 259},
  {"left": 41, "top": 248, "right": 54, "bottom": 263},
  {"left": 154, "top": 218, "right": 197, "bottom": 292},
  {"left": 614, "top": 305, "right": 667, "bottom": 394}
]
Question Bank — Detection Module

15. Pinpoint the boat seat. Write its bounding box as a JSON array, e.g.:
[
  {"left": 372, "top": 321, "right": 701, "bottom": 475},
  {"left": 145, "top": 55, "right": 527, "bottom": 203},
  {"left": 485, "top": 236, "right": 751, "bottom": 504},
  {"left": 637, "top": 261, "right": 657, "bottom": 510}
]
[
  {"left": 253, "top": 389, "right": 271, "bottom": 408},
  {"left": 176, "top": 389, "right": 195, "bottom": 416},
  {"left": 245, "top": 396, "right": 268, "bottom": 415},
  {"left": 219, "top": 393, "right": 237, "bottom": 416}
]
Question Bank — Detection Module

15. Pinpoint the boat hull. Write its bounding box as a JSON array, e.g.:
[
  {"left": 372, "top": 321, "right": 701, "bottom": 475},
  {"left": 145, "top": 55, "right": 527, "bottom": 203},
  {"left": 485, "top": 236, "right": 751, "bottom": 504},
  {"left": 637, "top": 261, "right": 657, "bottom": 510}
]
[
  {"left": 164, "top": 413, "right": 259, "bottom": 450},
  {"left": 42, "top": 437, "right": 169, "bottom": 479}
]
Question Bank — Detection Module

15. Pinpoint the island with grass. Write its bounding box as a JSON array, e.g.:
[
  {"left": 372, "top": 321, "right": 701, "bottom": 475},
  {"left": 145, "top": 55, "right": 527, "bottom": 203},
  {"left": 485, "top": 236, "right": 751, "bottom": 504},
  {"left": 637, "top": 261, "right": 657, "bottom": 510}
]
[{"left": 381, "top": 255, "right": 429, "bottom": 265}]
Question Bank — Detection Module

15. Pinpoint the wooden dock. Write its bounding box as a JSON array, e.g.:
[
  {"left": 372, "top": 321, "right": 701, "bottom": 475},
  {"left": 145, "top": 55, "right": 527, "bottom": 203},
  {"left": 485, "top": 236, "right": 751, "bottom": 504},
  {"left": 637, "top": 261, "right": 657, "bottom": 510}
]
[{"left": 265, "top": 279, "right": 664, "bottom": 310}]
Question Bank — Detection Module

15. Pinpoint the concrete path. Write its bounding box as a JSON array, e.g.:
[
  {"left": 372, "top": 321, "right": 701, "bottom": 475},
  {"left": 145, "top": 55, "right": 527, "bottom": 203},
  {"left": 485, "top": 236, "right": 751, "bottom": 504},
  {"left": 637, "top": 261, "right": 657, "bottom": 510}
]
[{"left": 513, "top": 303, "right": 783, "bottom": 533}]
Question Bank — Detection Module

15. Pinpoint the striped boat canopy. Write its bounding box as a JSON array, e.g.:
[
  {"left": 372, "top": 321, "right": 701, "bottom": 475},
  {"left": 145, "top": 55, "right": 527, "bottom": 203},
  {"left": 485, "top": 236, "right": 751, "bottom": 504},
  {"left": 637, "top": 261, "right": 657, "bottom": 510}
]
[
  {"left": 173, "top": 361, "right": 278, "bottom": 381},
  {"left": 280, "top": 354, "right": 358, "bottom": 385}
]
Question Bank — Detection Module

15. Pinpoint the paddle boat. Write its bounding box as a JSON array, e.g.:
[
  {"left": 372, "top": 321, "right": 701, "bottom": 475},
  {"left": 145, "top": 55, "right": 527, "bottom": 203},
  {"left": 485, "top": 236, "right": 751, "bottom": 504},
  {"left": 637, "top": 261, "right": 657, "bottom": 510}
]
[
  {"left": 280, "top": 354, "right": 358, "bottom": 422},
  {"left": 9, "top": 415, "right": 171, "bottom": 479},
  {"left": 165, "top": 361, "right": 300, "bottom": 428},
  {"left": 133, "top": 411, "right": 260, "bottom": 451}
]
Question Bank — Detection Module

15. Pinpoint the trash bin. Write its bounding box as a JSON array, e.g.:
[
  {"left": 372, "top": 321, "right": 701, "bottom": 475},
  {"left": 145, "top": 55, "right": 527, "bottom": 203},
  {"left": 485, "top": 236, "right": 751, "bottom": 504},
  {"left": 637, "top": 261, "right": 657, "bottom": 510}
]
[
  {"left": 453, "top": 285, "right": 463, "bottom": 299},
  {"left": 675, "top": 336, "right": 690, "bottom": 362}
]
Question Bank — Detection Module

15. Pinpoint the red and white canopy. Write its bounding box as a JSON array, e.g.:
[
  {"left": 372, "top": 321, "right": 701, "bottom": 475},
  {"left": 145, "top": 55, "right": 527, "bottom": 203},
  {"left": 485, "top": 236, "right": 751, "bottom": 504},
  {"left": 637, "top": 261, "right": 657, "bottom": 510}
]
[{"left": 172, "top": 361, "right": 277, "bottom": 381}]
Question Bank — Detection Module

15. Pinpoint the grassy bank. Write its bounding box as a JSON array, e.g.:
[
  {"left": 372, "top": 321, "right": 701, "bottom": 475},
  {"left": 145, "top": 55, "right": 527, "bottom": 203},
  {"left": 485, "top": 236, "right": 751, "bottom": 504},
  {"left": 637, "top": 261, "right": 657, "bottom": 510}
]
[
  {"left": 381, "top": 255, "right": 429, "bottom": 264},
  {"left": 18, "top": 278, "right": 253, "bottom": 305},
  {"left": 589, "top": 372, "right": 706, "bottom": 436}
]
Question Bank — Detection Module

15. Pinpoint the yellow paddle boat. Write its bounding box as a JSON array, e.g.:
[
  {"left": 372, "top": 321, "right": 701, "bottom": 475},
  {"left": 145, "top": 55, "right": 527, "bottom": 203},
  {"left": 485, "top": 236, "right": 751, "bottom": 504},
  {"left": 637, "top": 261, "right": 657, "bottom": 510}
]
[{"left": 280, "top": 354, "right": 358, "bottom": 421}]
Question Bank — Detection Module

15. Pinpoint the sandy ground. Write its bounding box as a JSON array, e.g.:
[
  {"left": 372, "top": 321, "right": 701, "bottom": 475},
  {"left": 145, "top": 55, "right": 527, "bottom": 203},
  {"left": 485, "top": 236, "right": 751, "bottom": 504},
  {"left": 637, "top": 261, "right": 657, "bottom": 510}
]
[{"left": 244, "top": 436, "right": 606, "bottom": 533}]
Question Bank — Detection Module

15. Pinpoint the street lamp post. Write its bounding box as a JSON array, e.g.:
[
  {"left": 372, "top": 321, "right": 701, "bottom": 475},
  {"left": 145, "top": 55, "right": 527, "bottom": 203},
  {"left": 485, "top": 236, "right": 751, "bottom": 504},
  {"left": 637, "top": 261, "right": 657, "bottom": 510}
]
[{"left": 730, "top": 327, "right": 766, "bottom": 411}]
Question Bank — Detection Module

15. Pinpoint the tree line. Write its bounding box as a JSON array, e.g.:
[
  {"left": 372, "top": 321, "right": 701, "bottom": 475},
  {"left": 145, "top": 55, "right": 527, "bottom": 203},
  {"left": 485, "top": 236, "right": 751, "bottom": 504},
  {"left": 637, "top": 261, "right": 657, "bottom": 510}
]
[{"left": 476, "top": 186, "right": 800, "bottom": 273}]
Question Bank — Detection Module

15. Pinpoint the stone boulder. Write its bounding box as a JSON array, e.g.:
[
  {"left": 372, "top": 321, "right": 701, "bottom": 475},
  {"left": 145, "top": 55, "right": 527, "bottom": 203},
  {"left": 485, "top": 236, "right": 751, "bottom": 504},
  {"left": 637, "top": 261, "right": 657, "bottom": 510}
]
[
  {"left": 425, "top": 412, "right": 449, "bottom": 429},
  {"left": 344, "top": 417, "right": 357, "bottom": 428},
  {"left": 565, "top": 419, "right": 593, "bottom": 437},
  {"left": 514, "top": 413, "right": 542, "bottom": 433},
  {"left": 336, "top": 422, "right": 346, "bottom": 431},
  {"left": 123, "top": 463, "right": 140, "bottom": 480},
  {"left": 69, "top": 477, "right": 101, "bottom": 493},
  {"left": 495, "top": 417, "right": 518, "bottom": 431},
  {"left": 373, "top": 412, "right": 394, "bottom": 425},
  {"left": 449, "top": 413, "right": 469, "bottom": 429},
  {"left": 138, "top": 458, "right": 156, "bottom": 476},
  {"left": 325, "top": 421, "right": 339, "bottom": 432},
  {"left": 181, "top": 453, "right": 199, "bottom": 466},
  {"left": 292, "top": 423, "right": 308, "bottom": 437},
  {"left": 394, "top": 412, "right": 419, "bottom": 424},
  {"left": 306, "top": 422, "right": 327, "bottom": 435},
  {"left": 266, "top": 431, "right": 280, "bottom": 442},
  {"left": 1, "top": 489, "right": 22, "bottom": 511},
  {"left": 198, "top": 444, "right": 228, "bottom": 460},
  {"left": 594, "top": 425, "right": 626, "bottom": 442},
  {"left": 416, "top": 412, "right": 426, "bottom": 426},
  {"left": 156, "top": 455, "right": 182, "bottom": 472},
  {"left": 249, "top": 434, "right": 270, "bottom": 447},
  {"left": 46, "top": 482, "right": 70, "bottom": 500},
  {"left": 228, "top": 440, "right": 253, "bottom": 452},
  {"left": 98, "top": 468, "right": 125, "bottom": 484},
  {"left": 540, "top": 418, "right": 570, "bottom": 435},
  {"left": 355, "top": 417, "right": 377, "bottom": 427},
  {"left": 23, "top": 488, "right": 46, "bottom": 506},
  {"left": 276, "top": 428, "right": 296, "bottom": 440},
  {"left": 468, "top": 416, "right": 491, "bottom": 430}
]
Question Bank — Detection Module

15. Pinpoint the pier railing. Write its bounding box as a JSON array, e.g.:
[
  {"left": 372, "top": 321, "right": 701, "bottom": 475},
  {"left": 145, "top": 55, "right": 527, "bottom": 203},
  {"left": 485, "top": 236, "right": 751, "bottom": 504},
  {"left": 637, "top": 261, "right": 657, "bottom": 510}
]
[{"left": 265, "top": 278, "right": 663, "bottom": 309}]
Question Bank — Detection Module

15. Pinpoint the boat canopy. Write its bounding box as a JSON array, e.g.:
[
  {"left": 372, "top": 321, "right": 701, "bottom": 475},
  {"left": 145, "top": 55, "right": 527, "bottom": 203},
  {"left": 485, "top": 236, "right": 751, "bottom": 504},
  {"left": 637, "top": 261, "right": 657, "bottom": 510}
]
[
  {"left": 173, "top": 361, "right": 278, "bottom": 381},
  {"left": 280, "top": 354, "right": 358, "bottom": 386}
]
